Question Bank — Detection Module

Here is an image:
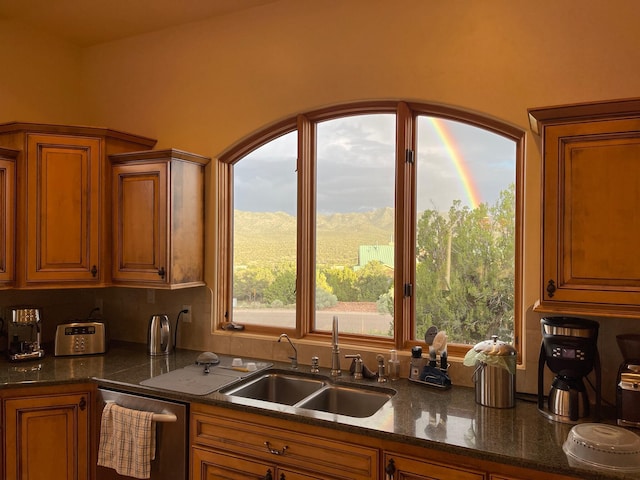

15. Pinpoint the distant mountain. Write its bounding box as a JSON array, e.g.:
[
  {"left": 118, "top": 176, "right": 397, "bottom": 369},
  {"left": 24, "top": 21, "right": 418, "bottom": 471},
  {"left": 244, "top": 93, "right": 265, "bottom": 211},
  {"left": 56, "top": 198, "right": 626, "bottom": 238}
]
[{"left": 234, "top": 208, "right": 394, "bottom": 267}]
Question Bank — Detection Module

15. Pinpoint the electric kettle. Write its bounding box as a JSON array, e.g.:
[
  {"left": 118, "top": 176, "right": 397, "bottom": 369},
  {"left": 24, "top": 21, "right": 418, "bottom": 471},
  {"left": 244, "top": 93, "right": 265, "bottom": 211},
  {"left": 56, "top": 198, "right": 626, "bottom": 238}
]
[{"left": 148, "top": 314, "right": 171, "bottom": 355}]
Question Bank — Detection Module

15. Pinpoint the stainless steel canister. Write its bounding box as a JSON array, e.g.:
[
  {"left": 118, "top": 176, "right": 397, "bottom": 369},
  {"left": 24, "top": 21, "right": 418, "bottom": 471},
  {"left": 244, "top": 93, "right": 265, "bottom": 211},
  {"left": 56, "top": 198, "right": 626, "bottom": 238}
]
[{"left": 471, "top": 335, "right": 517, "bottom": 409}]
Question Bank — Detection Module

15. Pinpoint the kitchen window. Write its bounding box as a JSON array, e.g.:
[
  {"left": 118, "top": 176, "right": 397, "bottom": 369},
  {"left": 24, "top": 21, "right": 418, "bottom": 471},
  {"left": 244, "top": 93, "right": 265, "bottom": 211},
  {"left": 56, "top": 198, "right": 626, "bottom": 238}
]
[{"left": 216, "top": 101, "right": 524, "bottom": 357}]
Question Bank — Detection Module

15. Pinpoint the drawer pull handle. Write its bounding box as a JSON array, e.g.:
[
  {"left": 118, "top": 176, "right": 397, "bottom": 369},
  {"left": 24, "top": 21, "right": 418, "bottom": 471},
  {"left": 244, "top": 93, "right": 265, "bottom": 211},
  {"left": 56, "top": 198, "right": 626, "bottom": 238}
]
[{"left": 264, "top": 441, "right": 288, "bottom": 456}]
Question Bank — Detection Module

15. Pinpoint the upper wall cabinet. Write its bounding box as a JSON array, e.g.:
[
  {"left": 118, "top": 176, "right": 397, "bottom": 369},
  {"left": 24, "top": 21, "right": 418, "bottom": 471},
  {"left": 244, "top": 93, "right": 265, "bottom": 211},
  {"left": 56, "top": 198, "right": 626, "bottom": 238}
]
[
  {"left": 0, "top": 148, "right": 18, "bottom": 287},
  {"left": 0, "top": 123, "right": 156, "bottom": 288},
  {"left": 110, "top": 149, "right": 210, "bottom": 289},
  {"left": 529, "top": 98, "right": 640, "bottom": 318}
]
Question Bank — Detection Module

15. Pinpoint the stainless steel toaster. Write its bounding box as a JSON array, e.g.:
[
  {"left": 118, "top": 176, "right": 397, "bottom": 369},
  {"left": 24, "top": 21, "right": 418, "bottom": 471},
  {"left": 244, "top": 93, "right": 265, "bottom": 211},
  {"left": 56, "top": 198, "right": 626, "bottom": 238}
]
[{"left": 54, "top": 321, "right": 107, "bottom": 356}]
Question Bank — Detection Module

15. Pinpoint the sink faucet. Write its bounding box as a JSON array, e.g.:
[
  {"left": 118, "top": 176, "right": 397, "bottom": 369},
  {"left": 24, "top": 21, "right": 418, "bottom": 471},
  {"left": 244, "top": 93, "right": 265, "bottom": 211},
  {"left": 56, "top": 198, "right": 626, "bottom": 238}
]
[
  {"left": 331, "top": 316, "right": 341, "bottom": 377},
  {"left": 278, "top": 334, "right": 298, "bottom": 369}
]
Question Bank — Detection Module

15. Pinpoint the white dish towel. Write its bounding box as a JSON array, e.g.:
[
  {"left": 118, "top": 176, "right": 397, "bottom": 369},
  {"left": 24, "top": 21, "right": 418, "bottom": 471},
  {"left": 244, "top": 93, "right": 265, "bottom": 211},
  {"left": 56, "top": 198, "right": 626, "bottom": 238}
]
[{"left": 97, "top": 402, "right": 156, "bottom": 479}]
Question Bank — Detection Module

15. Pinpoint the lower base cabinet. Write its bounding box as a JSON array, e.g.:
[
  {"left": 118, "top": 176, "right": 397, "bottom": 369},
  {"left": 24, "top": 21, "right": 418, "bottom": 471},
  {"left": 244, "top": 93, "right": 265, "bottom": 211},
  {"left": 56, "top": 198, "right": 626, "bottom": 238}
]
[
  {"left": 1, "top": 383, "right": 93, "bottom": 480},
  {"left": 191, "top": 404, "right": 378, "bottom": 480},
  {"left": 191, "top": 403, "right": 583, "bottom": 480},
  {"left": 192, "top": 447, "right": 329, "bottom": 480}
]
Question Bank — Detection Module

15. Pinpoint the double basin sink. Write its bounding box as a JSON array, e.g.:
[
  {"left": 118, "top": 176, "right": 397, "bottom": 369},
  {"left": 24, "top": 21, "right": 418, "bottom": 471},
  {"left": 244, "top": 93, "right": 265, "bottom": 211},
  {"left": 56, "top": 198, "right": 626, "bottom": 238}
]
[{"left": 219, "top": 369, "right": 395, "bottom": 418}]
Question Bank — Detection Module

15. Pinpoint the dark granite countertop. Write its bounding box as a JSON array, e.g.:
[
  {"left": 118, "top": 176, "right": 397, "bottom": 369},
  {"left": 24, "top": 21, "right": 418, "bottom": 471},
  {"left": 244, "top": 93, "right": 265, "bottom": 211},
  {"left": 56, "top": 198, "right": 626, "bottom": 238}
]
[{"left": 0, "top": 342, "right": 637, "bottom": 480}]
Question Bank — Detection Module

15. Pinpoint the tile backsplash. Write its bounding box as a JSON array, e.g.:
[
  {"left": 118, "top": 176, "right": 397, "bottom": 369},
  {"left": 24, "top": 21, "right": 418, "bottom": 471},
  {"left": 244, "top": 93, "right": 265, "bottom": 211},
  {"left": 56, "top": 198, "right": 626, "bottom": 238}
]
[{"left": 1, "top": 287, "right": 639, "bottom": 405}]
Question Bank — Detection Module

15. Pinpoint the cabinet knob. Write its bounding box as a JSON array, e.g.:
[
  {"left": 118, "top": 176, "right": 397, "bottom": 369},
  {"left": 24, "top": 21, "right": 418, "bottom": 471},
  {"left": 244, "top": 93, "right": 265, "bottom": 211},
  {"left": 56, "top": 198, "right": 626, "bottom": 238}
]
[
  {"left": 264, "top": 469, "right": 273, "bottom": 480},
  {"left": 385, "top": 458, "right": 396, "bottom": 479},
  {"left": 158, "top": 267, "right": 166, "bottom": 279},
  {"left": 79, "top": 396, "right": 87, "bottom": 411},
  {"left": 91, "top": 265, "right": 97, "bottom": 277},
  {"left": 546, "top": 279, "right": 556, "bottom": 298}
]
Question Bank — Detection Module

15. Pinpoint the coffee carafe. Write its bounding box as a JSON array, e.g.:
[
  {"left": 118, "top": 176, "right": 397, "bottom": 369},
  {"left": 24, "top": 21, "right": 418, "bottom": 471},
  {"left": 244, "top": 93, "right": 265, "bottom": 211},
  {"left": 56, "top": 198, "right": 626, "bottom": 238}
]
[
  {"left": 537, "top": 317, "right": 601, "bottom": 424},
  {"left": 7, "top": 307, "right": 45, "bottom": 361},
  {"left": 616, "top": 334, "right": 640, "bottom": 428}
]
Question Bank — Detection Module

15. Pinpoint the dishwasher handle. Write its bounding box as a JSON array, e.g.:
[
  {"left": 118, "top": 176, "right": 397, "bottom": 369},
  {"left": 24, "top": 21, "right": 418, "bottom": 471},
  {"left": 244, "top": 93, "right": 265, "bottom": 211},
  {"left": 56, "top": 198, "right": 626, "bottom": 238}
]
[{"left": 104, "top": 400, "right": 177, "bottom": 423}]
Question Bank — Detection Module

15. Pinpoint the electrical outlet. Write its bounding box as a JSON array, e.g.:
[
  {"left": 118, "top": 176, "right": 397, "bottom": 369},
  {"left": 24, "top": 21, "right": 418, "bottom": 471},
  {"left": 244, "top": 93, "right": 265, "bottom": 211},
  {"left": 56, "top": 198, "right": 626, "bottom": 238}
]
[
  {"left": 95, "top": 298, "right": 103, "bottom": 312},
  {"left": 147, "top": 289, "right": 155, "bottom": 304},
  {"left": 182, "top": 305, "right": 192, "bottom": 323}
]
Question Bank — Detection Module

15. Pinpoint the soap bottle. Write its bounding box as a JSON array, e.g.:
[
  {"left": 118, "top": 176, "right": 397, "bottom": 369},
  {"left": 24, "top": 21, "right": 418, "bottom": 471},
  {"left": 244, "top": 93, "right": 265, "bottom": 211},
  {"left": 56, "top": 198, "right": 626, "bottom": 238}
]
[
  {"left": 409, "top": 346, "right": 423, "bottom": 380},
  {"left": 388, "top": 349, "right": 400, "bottom": 381}
]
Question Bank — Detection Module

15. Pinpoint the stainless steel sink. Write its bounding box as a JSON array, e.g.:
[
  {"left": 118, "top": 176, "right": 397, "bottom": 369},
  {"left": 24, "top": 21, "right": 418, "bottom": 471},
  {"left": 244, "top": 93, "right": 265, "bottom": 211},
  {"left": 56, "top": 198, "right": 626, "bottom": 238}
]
[
  {"left": 296, "top": 384, "right": 394, "bottom": 418},
  {"left": 220, "top": 370, "right": 395, "bottom": 418},
  {"left": 220, "top": 371, "right": 327, "bottom": 405}
]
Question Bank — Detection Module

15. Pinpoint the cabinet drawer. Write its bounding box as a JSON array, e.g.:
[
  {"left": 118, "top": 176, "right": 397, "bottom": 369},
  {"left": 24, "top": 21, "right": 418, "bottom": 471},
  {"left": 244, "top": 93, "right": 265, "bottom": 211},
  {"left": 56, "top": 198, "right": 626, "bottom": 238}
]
[{"left": 192, "top": 411, "right": 377, "bottom": 480}]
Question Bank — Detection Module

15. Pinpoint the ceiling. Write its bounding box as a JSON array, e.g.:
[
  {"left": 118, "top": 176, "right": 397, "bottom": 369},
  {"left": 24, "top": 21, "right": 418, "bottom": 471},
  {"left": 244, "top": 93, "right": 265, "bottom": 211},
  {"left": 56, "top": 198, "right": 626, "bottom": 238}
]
[{"left": 0, "top": 0, "right": 278, "bottom": 46}]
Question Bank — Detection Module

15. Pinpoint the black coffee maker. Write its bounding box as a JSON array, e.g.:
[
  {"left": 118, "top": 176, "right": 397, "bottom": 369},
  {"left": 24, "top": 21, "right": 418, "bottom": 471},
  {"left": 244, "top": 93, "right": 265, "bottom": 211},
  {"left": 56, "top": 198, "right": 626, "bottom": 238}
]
[{"left": 537, "top": 317, "right": 601, "bottom": 423}]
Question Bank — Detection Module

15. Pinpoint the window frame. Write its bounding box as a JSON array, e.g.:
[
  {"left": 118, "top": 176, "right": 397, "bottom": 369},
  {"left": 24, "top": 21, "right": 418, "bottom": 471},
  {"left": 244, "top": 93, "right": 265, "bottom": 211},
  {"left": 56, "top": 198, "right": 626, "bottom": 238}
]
[{"left": 216, "top": 100, "right": 525, "bottom": 360}]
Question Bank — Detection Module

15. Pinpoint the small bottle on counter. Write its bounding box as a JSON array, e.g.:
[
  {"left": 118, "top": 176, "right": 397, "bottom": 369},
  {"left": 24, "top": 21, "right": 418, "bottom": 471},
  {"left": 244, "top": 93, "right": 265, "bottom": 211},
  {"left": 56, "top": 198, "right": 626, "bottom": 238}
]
[
  {"left": 409, "top": 346, "right": 424, "bottom": 380},
  {"left": 388, "top": 349, "right": 400, "bottom": 381}
]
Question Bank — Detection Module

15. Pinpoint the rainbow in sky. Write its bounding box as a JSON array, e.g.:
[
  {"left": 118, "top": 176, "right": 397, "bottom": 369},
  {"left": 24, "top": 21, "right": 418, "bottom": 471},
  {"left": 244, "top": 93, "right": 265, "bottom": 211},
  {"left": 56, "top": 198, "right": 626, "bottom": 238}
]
[{"left": 428, "top": 117, "right": 481, "bottom": 210}]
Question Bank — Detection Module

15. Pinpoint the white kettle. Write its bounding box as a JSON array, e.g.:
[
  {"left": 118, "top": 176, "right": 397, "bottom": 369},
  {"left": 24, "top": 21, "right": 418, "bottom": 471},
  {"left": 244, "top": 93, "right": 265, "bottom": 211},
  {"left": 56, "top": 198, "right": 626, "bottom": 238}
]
[{"left": 148, "top": 314, "right": 171, "bottom": 355}]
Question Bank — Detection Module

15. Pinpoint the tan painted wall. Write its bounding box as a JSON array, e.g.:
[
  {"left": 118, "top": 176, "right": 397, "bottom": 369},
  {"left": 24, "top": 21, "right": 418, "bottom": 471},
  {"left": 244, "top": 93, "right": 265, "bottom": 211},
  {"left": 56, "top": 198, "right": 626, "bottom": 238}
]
[
  {"left": 0, "top": 20, "right": 85, "bottom": 124},
  {"left": 2, "top": 0, "right": 640, "bottom": 398}
]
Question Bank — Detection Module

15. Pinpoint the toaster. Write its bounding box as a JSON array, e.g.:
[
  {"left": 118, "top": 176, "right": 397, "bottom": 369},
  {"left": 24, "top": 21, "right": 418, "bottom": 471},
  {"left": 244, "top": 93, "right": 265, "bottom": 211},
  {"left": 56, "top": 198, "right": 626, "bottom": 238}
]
[{"left": 54, "top": 322, "right": 107, "bottom": 356}]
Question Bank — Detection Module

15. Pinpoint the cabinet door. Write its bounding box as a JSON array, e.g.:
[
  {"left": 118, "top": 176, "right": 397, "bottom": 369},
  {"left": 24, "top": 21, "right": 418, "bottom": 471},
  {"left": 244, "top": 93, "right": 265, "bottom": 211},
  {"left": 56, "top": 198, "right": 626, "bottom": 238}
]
[
  {"left": 25, "top": 134, "right": 102, "bottom": 284},
  {"left": 383, "top": 452, "right": 484, "bottom": 480},
  {"left": 4, "top": 392, "right": 90, "bottom": 480},
  {"left": 541, "top": 118, "right": 640, "bottom": 312},
  {"left": 112, "top": 162, "right": 168, "bottom": 284},
  {"left": 192, "top": 447, "right": 276, "bottom": 480},
  {"left": 0, "top": 149, "right": 16, "bottom": 285}
]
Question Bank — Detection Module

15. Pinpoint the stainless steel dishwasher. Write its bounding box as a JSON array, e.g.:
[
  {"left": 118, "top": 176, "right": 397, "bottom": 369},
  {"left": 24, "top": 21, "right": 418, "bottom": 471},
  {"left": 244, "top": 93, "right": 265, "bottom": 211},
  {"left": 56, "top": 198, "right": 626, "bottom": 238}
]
[{"left": 96, "top": 388, "right": 188, "bottom": 480}]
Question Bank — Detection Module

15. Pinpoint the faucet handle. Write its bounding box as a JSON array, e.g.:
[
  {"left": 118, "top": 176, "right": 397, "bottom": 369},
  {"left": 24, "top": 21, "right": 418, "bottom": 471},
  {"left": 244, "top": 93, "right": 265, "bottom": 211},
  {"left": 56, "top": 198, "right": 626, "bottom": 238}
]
[
  {"left": 310, "top": 356, "right": 320, "bottom": 374},
  {"left": 345, "top": 354, "right": 363, "bottom": 380}
]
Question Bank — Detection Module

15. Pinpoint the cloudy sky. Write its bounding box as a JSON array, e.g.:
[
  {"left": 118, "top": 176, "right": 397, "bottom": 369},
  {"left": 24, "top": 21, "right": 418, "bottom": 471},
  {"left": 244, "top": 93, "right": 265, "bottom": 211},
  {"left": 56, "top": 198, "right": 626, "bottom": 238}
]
[{"left": 234, "top": 114, "right": 516, "bottom": 216}]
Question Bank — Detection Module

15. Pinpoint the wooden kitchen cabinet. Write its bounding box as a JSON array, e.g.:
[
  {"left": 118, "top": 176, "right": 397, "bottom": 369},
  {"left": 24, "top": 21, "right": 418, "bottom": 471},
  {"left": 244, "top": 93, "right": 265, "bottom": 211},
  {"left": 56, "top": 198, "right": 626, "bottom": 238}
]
[
  {"left": 0, "top": 147, "right": 17, "bottom": 287},
  {"left": 191, "top": 403, "right": 378, "bottom": 480},
  {"left": 382, "top": 451, "right": 484, "bottom": 480},
  {"left": 193, "top": 448, "right": 334, "bottom": 480},
  {"left": 25, "top": 133, "right": 103, "bottom": 285},
  {"left": 110, "top": 149, "right": 209, "bottom": 288},
  {"left": 529, "top": 98, "right": 640, "bottom": 318},
  {"left": 193, "top": 447, "right": 277, "bottom": 480},
  {"left": 0, "top": 123, "right": 156, "bottom": 288},
  {"left": 1, "top": 383, "right": 94, "bottom": 480}
]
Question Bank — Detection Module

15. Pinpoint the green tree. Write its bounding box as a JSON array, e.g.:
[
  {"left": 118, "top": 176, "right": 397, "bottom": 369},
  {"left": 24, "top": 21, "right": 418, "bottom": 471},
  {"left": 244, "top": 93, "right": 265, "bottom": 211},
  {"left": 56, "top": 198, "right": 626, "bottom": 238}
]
[
  {"left": 324, "top": 266, "right": 359, "bottom": 301},
  {"left": 356, "top": 260, "right": 392, "bottom": 302},
  {"left": 415, "top": 185, "right": 514, "bottom": 345},
  {"left": 263, "top": 263, "right": 296, "bottom": 306},
  {"left": 233, "top": 265, "right": 274, "bottom": 303}
]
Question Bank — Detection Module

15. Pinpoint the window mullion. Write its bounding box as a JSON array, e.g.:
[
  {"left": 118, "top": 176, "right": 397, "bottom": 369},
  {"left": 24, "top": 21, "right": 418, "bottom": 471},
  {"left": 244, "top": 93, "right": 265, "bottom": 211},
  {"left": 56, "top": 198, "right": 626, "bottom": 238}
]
[
  {"left": 296, "top": 114, "right": 316, "bottom": 337},
  {"left": 396, "top": 101, "right": 416, "bottom": 349},
  {"left": 216, "top": 161, "right": 233, "bottom": 330}
]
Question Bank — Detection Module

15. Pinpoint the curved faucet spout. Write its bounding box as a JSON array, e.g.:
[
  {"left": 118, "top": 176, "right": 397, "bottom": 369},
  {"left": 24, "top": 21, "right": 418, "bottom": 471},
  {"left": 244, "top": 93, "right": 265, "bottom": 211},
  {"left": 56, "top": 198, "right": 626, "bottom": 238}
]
[{"left": 278, "top": 333, "right": 298, "bottom": 369}]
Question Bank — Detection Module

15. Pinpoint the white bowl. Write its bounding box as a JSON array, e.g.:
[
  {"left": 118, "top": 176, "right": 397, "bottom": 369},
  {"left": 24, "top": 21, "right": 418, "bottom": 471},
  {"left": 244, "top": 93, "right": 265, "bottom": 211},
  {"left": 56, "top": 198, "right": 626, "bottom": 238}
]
[{"left": 563, "top": 423, "right": 640, "bottom": 473}]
